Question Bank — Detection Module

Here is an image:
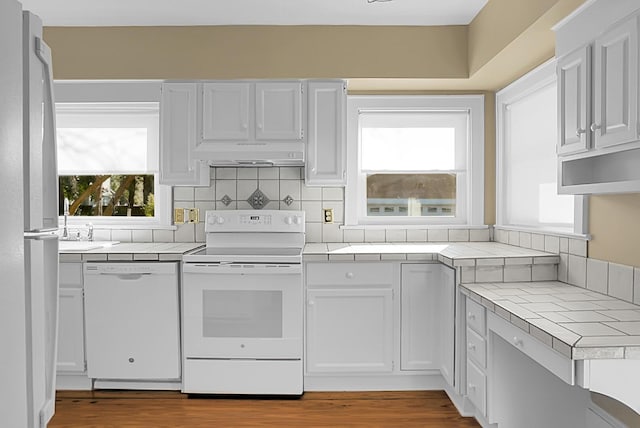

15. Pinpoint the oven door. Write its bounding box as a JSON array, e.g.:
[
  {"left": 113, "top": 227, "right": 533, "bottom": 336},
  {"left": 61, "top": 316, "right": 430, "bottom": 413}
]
[{"left": 182, "top": 263, "right": 302, "bottom": 359}]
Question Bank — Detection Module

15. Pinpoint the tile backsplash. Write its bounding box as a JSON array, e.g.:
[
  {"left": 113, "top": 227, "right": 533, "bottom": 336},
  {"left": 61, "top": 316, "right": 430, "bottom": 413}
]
[
  {"left": 494, "top": 226, "right": 640, "bottom": 306},
  {"left": 100, "top": 166, "right": 492, "bottom": 244}
]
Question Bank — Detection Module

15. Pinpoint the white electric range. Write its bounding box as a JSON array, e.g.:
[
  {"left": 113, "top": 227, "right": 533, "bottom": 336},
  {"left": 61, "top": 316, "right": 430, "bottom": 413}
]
[{"left": 181, "top": 210, "right": 304, "bottom": 395}]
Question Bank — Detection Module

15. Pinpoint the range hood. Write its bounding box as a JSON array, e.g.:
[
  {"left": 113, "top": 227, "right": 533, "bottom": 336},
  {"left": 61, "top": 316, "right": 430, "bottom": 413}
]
[{"left": 196, "top": 142, "right": 305, "bottom": 167}]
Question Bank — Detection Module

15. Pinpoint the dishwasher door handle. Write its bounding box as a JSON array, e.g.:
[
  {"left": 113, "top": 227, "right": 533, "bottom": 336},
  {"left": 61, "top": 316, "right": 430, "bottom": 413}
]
[{"left": 99, "top": 273, "right": 152, "bottom": 280}]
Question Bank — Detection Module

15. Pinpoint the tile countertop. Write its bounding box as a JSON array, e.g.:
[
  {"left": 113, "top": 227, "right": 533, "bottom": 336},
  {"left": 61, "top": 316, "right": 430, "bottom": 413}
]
[
  {"left": 303, "top": 242, "right": 560, "bottom": 264},
  {"left": 461, "top": 281, "right": 640, "bottom": 360},
  {"left": 59, "top": 242, "right": 205, "bottom": 262}
]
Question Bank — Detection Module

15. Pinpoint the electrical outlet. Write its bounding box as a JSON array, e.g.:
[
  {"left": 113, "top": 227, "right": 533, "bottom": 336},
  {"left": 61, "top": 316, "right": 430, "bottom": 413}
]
[
  {"left": 323, "top": 208, "right": 334, "bottom": 224},
  {"left": 174, "top": 208, "right": 185, "bottom": 224},
  {"left": 187, "top": 208, "right": 199, "bottom": 223}
]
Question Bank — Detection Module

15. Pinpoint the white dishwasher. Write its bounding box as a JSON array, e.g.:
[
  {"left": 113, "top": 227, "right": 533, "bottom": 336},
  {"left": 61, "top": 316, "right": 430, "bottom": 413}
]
[{"left": 83, "top": 262, "right": 180, "bottom": 381}]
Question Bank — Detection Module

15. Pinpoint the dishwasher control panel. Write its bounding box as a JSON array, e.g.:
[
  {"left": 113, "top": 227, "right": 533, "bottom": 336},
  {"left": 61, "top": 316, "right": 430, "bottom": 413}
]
[{"left": 84, "top": 262, "right": 177, "bottom": 275}]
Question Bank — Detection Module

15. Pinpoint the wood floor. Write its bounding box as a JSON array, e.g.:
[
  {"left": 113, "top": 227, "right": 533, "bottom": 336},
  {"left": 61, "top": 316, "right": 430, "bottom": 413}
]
[{"left": 50, "top": 390, "right": 480, "bottom": 427}]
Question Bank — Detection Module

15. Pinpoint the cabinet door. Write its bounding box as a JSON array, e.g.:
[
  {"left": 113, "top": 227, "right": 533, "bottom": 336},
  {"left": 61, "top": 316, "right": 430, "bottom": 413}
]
[
  {"left": 255, "top": 82, "right": 303, "bottom": 140},
  {"left": 57, "top": 288, "right": 85, "bottom": 373},
  {"left": 306, "top": 81, "right": 347, "bottom": 186},
  {"left": 201, "top": 82, "right": 251, "bottom": 141},
  {"left": 593, "top": 17, "right": 639, "bottom": 149},
  {"left": 558, "top": 46, "right": 591, "bottom": 155},
  {"left": 159, "top": 83, "right": 209, "bottom": 186},
  {"left": 306, "top": 288, "right": 393, "bottom": 373},
  {"left": 400, "top": 264, "right": 440, "bottom": 371}
]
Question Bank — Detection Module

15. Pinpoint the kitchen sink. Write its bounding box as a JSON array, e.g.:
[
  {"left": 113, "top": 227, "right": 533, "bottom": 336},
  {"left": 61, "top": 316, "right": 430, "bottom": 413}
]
[{"left": 58, "top": 241, "right": 119, "bottom": 252}]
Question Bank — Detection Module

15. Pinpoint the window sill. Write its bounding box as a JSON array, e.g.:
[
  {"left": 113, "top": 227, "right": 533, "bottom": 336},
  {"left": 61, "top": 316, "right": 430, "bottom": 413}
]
[{"left": 341, "top": 224, "right": 490, "bottom": 230}]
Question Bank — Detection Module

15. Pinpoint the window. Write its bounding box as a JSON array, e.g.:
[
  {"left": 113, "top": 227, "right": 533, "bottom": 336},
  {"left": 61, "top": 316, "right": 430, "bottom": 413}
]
[
  {"left": 346, "top": 96, "right": 484, "bottom": 226},
  {"left": 55, "top": 81, "right": 170, "bottom": 226},
  {"left": 496, "top": 60, "right": 586, "bottom": 234}
]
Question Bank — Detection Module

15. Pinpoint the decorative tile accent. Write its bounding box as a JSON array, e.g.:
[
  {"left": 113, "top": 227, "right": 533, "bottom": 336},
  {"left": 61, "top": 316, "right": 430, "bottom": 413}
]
[
  {"left": 247, "top": 188, "right": 270, "bottom": 210},
  {"left": 220, "top": 194, "right": 232, "bottom": 206},
  {"left": 283, "top": 195, "right": 294, "bottom": 206}
]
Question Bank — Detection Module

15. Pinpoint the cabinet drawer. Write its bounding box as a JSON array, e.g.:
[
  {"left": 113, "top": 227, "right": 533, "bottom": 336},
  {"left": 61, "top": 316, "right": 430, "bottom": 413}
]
[
  {"left": 466, "top": 359, "right": 486, "bottom": 416},
  {"left": 466, "top": 298, "right": 486, "bottom": 335},
  {"left": 467, "top": 327, "right": 486, "bottom": 368},
  {"left": 488, "top": 312, "right": 574, "bottom": 385},
  {"left": 306, "top": 262, "right": 394, "bottom": 287}
]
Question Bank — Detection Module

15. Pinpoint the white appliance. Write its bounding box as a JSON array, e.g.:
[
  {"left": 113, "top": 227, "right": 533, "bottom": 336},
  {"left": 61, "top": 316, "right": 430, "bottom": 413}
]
[
  {"left": 0, "top": 2, "right": 60, "bottom": 427},
  {"left": 182, "top": 210, "right": 305, "bottom": 395},
  {"left": 83, "top": 263, "right": 181, "bottom": 382}
]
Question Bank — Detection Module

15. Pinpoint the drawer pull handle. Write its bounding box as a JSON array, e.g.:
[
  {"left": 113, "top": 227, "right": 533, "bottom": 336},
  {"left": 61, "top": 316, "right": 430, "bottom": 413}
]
[
  {"left": 468, "top": 312, "right": 476, "bottom": 320},
  {"left": 468, "top": 383, "right": 476, "bottom": 391},
  {"left": 346, "top": 272, "right": 354, "bottom": 279},
  {"left": 513, "top": 336, "right": 524, "bottom": 347},
  {"left": 590, "top": 123, "right": 601, "bottom": 132},
  {"left": 468, "top": 343, "right": 476, "bottom": 351}
]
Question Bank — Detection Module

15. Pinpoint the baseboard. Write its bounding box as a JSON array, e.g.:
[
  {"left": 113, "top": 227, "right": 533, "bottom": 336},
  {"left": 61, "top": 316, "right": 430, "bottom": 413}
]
[
  {"left": 93, "top": 380, "right": 181, "bottom": 390},
  {"left": 56, "top": 374, "right": 92, "bottom": 391},
  {"left": 304, "top": 373, "right": 444, "bottom": 391}
]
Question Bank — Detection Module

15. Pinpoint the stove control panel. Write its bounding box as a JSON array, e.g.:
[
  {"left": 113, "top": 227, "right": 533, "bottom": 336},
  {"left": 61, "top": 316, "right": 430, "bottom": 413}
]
[{"left": 205, "top": 210, "right": 305, "bottom": 233}]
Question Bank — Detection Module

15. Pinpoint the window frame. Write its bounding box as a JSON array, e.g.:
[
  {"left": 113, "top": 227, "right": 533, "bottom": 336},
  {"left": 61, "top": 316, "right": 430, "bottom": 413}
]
[
  {"left": 54, "top": 80, "right": 172, "bottom": 228},
  {"left": 496, "top": 59, "right": 588, "bottom": 235},
  {"left": 345, "top": 95, "right": 485, "bottom": 227}
]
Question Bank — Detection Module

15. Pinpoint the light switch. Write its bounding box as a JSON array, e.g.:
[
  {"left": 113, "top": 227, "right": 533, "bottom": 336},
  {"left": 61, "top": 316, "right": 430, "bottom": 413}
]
[{"left": 174, "top": 208, "right": 185, "bottom": 224}]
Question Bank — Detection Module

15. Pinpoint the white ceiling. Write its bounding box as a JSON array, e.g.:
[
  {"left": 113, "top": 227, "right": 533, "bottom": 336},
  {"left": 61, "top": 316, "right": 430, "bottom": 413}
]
[{"left": 20, "top": 0, "right": 488, "bottom": 27}]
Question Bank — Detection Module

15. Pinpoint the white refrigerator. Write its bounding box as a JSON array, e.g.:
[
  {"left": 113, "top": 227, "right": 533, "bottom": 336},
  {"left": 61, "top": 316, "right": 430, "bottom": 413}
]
[{"left": 0, "top": 1, "right": 60, "bottom": 427}]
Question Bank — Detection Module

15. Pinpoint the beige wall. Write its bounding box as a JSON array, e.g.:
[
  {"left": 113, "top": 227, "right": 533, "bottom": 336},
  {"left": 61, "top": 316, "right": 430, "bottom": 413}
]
[
  {"left": 589, "top": 195, "right": 640, "bottom": 267},
  {"left": 44, "top": 25, "right": 468, "bottom": 80},
  {"left": 44, "top": 0, "right": 640, "bottom": 268}
]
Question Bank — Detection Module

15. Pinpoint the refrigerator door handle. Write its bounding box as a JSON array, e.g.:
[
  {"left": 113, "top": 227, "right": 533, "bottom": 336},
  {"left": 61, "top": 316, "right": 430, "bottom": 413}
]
[
  {"left": 24, "top": 231, "right": 59, "bottom": 240},
  {"left": 34, "top": 37, "right": 59, "bottom": 231}
]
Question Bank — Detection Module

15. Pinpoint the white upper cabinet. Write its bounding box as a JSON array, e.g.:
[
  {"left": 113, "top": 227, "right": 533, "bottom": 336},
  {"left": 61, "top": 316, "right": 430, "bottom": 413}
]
[
  {"left": 306, "top": 81, "right": 347, "bottom": 186},
  {"left": 159, "top": 79, "right": 346, "bottom": 182},
  {"left": 255, "top": 82, "right": 303, "bottom": 141},
  {"left": 201, "top": 82, "right": 251, "bottom": 141},
  {"left": 593, "top": 18, "right": 639, "bottom": 149},
  {"left": 558, "top": 46, "right": 591, "bottom": 155},
  {"left": 555, "top": 2, "right": 640, "bottom": 194},
  {"left": 195, "top": 81, "right": 303, "bottom": 156},
  {"left": 159, "top": 83, "right": 210, "bottom": 186}
]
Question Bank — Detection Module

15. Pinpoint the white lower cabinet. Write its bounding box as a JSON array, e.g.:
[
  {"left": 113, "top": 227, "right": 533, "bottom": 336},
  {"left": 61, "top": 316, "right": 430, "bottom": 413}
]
[
  {"left": 464, "top": 297, "right": 489, "bottom": 419},
  {"left": 306, "top": 263, "right": 394, "bottom": 373},
  {"left": 57, "top": 262, "right": 86, "bottom": 374},
  {"left": 400, "top": 263, "right": 454, "bottom": 377},
  {"left": 306, "top": 287, "right": 394, "bottom": 373},
  {"left": 305, "top": 261, "right": 455, "bottom": 391}
]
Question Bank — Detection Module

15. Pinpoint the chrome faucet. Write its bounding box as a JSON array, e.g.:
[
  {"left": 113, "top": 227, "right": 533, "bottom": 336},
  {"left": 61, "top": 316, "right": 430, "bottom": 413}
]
[
  {"left": 86, "top": 223, "right": 94, "bottom": 242},
  {"left": 62, "top": 197, "right": 69, "bottom": 239}
]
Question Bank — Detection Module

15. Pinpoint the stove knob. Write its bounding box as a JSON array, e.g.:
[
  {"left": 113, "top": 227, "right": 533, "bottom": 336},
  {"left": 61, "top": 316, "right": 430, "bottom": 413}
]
[
  {"left": 284, "top": 216, "right": 293, "bottom": 225},
  {"left": 293, "top": 216, "right": 302, "bottom": 225},
  {"left": 207, "top": 215, "right": 217, "bottom": 225},
  {"left": 216, "top": 216, "right": 225, "bottom": 224}
]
